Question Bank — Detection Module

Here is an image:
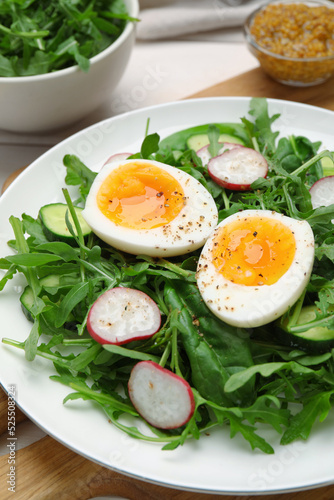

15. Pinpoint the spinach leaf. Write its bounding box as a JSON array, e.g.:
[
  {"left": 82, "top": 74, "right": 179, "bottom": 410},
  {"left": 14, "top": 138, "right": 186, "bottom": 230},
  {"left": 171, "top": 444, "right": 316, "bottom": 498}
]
[{"left": 164, "top": 281, "right": 255, "bottom": 406}]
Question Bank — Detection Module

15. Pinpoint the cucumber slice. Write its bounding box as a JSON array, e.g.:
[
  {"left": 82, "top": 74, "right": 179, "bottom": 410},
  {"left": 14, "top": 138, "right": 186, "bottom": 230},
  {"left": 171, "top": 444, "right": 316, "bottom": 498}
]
[
  {"left": 187, "top": 133, "right": 245, "bottom": 151},
  {"left": 159, "top": 123, "right": 249, "bottom": 151},
  {"left": 40, "top": 274, "right": 79, "bottom": 293},
  {"left": 20, "top": 276, "right": 78, "bottom": 322},
  {"left": 39, "top": 203, "right": 91, "bottom": 243},
  {"left": 20, "top": 279, "right": 63, "bottom": 320},
  {"left": 40, "top": 275, "right": 62, "bottom": 288},
  {"left": 275, "top": 305, "right": 334, "bottom": 353},
  {"left": 20, "top": 286, "right": 35, "bottom": 322},
  {"left": 321, "top": 155, "right": 334, "bottom": 176}
]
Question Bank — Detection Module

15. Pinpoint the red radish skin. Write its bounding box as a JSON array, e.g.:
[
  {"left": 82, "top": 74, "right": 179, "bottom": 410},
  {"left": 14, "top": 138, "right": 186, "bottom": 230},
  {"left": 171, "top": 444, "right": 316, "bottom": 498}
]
[
  {"left": 208, "top": 147, "right": 268, "bottom": 191},
  {"left": 196, "top": 142, "right": 243, "bottom": 166},
  {"left": 87, "top": 287, "right": 161, "bottom": 345},
  {"left": 310, "top": 175, "right": 334, "bottom": 209},
  {"left": 128, "top": 361, "right": 195, "bottom": 429},
  {"left": 103, "top": 152, "right": 133, "bottom": 166}
]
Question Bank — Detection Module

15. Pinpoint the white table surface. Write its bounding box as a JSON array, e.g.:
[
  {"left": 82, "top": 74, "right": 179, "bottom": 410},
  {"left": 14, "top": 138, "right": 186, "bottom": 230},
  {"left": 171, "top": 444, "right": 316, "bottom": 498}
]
[{"left": 0, "top": 28, "right": 257, "bottom": 500}]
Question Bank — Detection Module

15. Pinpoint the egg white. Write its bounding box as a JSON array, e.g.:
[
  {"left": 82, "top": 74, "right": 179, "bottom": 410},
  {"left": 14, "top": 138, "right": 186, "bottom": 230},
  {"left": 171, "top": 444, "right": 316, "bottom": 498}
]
[
  {"left": 196, "top": 209, "right": 315, "bottom": 328},
  {"left": 82, "top": 158, "right": 218, "bottom": 257}
]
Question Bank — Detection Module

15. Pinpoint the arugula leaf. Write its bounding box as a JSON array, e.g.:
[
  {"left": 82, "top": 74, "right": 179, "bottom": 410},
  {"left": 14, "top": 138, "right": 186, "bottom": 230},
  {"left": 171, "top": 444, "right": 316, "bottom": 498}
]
[
  {"left": 6, "top": 253, "right": 62, "bottom": 266},
  {"left": 281, "top": 391, "right": 334, "bottom": 445},
  {"left": 228, "top": 415, "right": 275, "bottom": 454},
  {"left": 103, "top": 344, "right": 160, "bottom": 363},
  {"left": 224, "top": 362, "right": 314, "bottom": 393},
  {"left": 63, "top": 154, "right": 97, "bottom": 203},
  {"left": 0, "top": 0, "right": 135, "bottom": 75},
  {"left": 24, "top": 321, "right": 41, "bottom": 362},
  {"left": 242, "top": 97, "right": 280, "bottom": 155},
  {"left": 207, "top": 124, "right": 221, "bottom": 158},
  {"left": 54, "top": 281, "right": 90, "bottom": 328}
]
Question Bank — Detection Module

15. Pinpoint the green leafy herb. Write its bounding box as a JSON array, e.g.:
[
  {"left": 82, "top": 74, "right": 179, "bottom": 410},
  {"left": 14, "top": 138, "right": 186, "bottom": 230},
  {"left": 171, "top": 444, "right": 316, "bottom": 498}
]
[{"left": 0, "top": 0, "right": 137, "bottom": 76}]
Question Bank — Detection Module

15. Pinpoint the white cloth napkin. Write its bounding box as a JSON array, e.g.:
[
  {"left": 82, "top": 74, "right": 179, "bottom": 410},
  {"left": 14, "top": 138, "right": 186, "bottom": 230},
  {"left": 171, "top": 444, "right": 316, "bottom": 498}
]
[{"left": 137, "top": 0, "right": 265, "bottom": 41}]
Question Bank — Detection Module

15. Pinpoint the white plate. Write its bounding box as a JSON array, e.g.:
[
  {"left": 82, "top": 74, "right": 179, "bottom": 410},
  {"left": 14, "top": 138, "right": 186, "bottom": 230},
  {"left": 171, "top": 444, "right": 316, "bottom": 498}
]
[{"left": 1, "top": 97, "right": 334, "bottom": 495}]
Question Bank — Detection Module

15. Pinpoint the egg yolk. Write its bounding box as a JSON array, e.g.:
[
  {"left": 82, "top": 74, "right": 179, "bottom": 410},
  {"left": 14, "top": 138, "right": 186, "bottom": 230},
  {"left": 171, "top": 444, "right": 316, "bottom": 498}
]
[
  {"left": 96, "top": 162, "right": 185, "bottom": 230},
  {"left": 212, "top": 216, "right": 296, "bottom": 286}
]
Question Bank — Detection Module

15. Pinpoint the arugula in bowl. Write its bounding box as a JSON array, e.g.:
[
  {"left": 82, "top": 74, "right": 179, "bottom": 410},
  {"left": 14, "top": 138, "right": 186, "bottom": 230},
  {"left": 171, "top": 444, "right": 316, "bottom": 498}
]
[{"left": 0, "top": 0, "right": 137, "bottom": 76}]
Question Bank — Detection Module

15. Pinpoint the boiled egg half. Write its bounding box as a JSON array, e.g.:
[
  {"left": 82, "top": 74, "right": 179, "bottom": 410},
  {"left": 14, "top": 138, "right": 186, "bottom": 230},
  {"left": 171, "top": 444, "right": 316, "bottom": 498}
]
[
  {"left": 196, "top": 209, "right": 314, "bottom": 328},
  {"left": 82, "top": 158, "right": 218, "bottom": 257}
]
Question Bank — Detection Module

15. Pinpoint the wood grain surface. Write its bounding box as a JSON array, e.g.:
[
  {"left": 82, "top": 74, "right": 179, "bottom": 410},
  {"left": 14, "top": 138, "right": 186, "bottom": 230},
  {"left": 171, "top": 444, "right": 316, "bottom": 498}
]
[
  {"left": 1, "top": 167, "right": 26, "bottom": 195},
  {"left": 1, "top": 66, "right": 334, "bottom": 499},
  {"left": 187, "top": 67, "right": 334, "bottom": 111}
]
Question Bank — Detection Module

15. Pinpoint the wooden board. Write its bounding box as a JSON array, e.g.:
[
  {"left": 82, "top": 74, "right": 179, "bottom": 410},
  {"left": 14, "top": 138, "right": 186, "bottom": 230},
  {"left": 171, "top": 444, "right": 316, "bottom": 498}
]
[
  {"left": 1, "top": 67, "right": 334, "bottom": 499},
  {"left": 187, "top": 67, "right": 334, "bottom": 111}
]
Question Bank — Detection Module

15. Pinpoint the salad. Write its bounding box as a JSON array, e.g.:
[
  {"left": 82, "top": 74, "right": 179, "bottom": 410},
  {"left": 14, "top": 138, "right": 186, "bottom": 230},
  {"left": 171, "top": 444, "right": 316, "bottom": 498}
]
[{"left": 1, "top": 97, "right": 334, "bottom": 455}]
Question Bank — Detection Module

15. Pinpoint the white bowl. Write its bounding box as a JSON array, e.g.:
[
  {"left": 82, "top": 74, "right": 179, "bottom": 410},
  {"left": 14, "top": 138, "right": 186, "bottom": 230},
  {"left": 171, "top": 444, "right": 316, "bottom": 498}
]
[
  {"left": 0, "top": 0, "right": 139, "bottom": 133},
  {"left": 244, "top": 0, "right": 334, "bottom": 87}
]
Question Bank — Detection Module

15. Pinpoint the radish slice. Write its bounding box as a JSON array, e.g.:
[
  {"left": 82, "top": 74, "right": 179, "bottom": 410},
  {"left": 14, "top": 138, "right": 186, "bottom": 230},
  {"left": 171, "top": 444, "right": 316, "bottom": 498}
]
[
  {"left": 196, "top": 142, "right": 243, "bottom": 166},
  {"left": 103, "top": 152, "right": 132, "bottom": 165},
  {"left": 128, "top": 361, "right": 195, "bottom": 429},
  {"left": 87, "top": 287, "right": 161, "bottom": 345},
  {"left": 310, "top": 176, "right": 334, "bottom": 209},
  {"left": 208, "top": 147, "right": 268, "bottom": 191}
]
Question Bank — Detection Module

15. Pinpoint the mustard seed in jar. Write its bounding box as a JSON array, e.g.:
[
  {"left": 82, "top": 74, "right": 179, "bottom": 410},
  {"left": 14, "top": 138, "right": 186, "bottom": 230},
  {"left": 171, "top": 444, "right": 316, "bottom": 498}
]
[
  {"left": 250, "top": 3, "right": 334, "bottom": 58},
  {"left": 245, "top": 1, "right": 334, "bottom": 86}
]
